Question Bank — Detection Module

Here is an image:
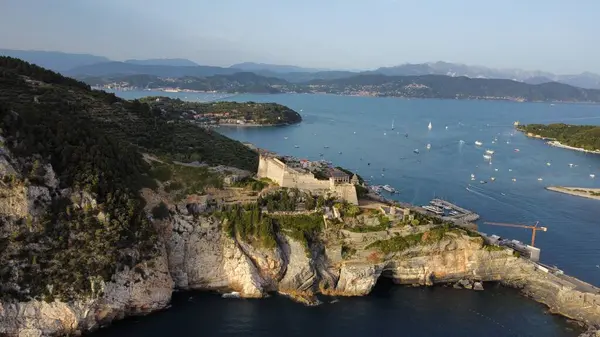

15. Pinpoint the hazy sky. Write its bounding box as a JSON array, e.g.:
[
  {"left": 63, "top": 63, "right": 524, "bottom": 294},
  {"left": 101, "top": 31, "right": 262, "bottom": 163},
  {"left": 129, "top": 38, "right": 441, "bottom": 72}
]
[{"left": 1, "top": 0, "right": 598, "bottom": 73}]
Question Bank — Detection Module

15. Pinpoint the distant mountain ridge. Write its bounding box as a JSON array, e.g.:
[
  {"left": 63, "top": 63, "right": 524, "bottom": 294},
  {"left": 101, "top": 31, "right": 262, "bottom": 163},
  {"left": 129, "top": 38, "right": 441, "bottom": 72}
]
[
  {"left": 230, "top": 62, "right": 328, "bottom": 73},
  {"left": 0, "top": 49, "right": 109, "bottom": 72},
  {"left": 125, "top": 58, "right": 198, "bottom": 67},
  {"left": 2, "top": 48, "right": 600, "bottom": 89}
]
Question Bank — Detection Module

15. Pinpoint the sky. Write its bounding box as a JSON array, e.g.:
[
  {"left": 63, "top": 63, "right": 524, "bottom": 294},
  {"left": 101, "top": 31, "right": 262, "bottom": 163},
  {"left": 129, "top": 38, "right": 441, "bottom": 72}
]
[{"left": 0, "top": 0, "right": 598, "bottom": 74}]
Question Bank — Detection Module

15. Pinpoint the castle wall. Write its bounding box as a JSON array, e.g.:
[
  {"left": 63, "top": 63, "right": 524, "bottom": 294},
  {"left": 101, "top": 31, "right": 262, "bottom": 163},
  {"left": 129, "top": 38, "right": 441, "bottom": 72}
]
[
  {"left": 333, "top": 184, "right": 359, "bottom": 205},
  {"left": 258, "top": 155, "right": 358, "bottom": 205}
]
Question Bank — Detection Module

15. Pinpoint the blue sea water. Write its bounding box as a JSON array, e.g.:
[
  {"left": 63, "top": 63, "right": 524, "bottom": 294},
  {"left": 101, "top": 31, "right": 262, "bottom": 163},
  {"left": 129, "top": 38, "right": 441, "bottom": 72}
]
[{"left": 107, "top": 90, "right": 600, "bottom": 337}]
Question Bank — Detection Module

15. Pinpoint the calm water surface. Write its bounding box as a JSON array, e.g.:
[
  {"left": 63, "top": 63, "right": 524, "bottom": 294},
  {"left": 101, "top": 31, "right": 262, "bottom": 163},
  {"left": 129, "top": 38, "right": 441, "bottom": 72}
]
[{"left": 108, "top": 90, "right": 600, "bottom": 337}]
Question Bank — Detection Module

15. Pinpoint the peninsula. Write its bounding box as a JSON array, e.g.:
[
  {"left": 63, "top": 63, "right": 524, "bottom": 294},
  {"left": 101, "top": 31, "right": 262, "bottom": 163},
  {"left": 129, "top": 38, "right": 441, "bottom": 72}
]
[
  {"left": 1, "top": 57, "right": 600, "bottom": 337},
  {"left": 139, "top": 96, "right": 302, "bottom": 127},
  {"left": 517, "top": 123, "right": 600, "bottom": 154},
  {"left": 546, "top": 186, "right": 600, "bottom": 201}
]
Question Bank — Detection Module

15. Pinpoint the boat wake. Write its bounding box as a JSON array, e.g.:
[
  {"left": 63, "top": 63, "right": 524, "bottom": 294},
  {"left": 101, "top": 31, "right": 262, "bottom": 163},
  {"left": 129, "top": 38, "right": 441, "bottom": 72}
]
[{"left": 465, "top": 186, "right": 499, "bottom": 201}]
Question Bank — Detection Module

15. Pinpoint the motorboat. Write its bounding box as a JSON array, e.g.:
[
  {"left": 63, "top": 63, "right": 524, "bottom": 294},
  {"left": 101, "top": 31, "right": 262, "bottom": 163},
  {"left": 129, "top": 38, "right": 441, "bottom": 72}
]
[
  {"left": 485, "top": 150, "right": 494, "bottom": 154},
  {"left": 591, "top": 174, "right": 596, "bottom": 178},
  {"left": 512, "top": 178, "right": 517, "bottom": 182},
  {"left": 491, "top": 177, "right": 496, "bottom": 181},
  {"left": 483, "top": 154, "right": 492, "bottom": 160},
  {"left": 546, "top": 162, "right": 551, "bottom": 166},
  {"left": 382, "top": 185, "right": 396, "bottom": 193},
  {"left": 475, "top": 141, "right": 483, "bottom": 146},
  {"left": 414, "top": 149, "right": 420, "bottom": 154},
  {"left": 470, "top": 174, "right": 476, "bottom": 181},
  {"left": 294, "top": 145, "right": 299, "bottom": 148},
  {"left": 538, "top": 178, "right": 543, "bottom": 181},
  {"left": 426, "top": 144, "right": 431, "bottom": 150},
  {"left": 428, "top": 121, "right": 432, "bottom": 130},
  {"left": 514, "top": 149, "right": 520, "bottom": 152},
  {"left": 222, "top": 292, "right": 241, "bottom": 299},
  {"left": 480, "top": 180, "right": 487, "bottom": 184}
]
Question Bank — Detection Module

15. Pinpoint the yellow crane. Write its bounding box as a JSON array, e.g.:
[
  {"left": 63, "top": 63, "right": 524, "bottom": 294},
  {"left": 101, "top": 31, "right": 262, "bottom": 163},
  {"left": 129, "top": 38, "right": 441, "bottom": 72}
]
[{"left": 483, "top": 221, "right": 547, "bottom": 247}]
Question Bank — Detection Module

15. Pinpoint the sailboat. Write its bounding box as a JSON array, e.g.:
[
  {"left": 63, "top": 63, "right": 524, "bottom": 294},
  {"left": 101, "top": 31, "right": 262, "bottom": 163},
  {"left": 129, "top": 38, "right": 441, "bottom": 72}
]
[
  {"left": 428, "top": 121, "right": 432, "bottom": 130},
  {"left": 392, "top": 119, "right": 395, "bottom": 130}
]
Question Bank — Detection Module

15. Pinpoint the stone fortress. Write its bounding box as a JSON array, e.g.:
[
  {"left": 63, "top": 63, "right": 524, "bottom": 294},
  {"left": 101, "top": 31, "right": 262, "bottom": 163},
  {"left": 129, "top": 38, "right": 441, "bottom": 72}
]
[{"left": 257, "top": 153, "right": 359, "bottom": 205}]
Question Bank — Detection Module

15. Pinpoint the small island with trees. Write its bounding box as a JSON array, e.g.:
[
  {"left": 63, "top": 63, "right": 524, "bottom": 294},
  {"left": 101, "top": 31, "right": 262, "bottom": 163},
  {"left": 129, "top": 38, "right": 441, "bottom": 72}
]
[
  {"left": 517, "top": 123, "right": 600, "bottom": 153},
  {"left": 140, "top": 96, "right": 302, "bottom": 127}
]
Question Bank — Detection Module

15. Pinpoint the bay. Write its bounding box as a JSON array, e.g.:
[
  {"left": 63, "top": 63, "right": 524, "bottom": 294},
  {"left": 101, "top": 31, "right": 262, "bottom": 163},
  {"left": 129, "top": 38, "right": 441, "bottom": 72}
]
[{"left": 106, "top": 90, "right": 600, "bottom": 336}]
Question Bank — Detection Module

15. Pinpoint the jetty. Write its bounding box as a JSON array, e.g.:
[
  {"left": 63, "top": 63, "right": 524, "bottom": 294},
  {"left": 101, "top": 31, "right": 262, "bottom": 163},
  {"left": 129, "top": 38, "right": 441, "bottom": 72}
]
[{"left": 431, "top": 198, "right": 480, "bottom": 224}]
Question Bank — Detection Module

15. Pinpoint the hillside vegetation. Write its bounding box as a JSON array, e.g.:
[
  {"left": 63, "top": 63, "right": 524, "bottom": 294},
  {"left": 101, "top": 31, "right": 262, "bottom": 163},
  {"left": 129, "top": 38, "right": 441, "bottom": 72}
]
[
  {"left": 0, "top": 56, "right": 261, "bottom": 302},
  {"left": 140, "top": 96, "right": 302, "bottom": 125},
  {"left": 518, "top": 123, "right": 600, "bottom": 151}
]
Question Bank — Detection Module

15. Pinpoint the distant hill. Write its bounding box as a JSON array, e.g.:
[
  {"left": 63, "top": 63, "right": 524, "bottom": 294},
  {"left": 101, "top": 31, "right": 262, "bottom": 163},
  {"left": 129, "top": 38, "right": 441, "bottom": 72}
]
[
  {"left": 125, "top": 58, "right": 199, "bottom": 67},
  {"left": 66, "top": 61, "right": 241, "bottom": 77},
  {"left": 372, "top": 61, "right": 600, "bottom": 90},
  {"left": 0, "top": 49, "right": 109, "bottom": 72},
  {"left": 83, "top": 72, "right": 287, "bottom": 93},
  {"left": 307, "top": 74, "right": 600, "bottom": 102},
  {"left": 230, "top": 62, "right": 326, "bottom": 73}
]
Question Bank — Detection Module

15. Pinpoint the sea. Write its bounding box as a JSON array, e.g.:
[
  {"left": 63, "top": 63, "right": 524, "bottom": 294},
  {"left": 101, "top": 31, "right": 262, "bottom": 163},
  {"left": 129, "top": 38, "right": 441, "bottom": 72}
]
[{"left": 101, "top": 90, "right": 600, "bottom": 337}]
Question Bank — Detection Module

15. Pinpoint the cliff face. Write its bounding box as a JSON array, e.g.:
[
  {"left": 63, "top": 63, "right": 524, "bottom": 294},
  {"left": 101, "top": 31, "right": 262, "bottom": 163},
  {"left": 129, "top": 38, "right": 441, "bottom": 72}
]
[
  {"left": 0, "top": 252, "right": 173, "bottom": 336},
  {"left": 2, "top": 196, "right": 600, "bottom": 335}
]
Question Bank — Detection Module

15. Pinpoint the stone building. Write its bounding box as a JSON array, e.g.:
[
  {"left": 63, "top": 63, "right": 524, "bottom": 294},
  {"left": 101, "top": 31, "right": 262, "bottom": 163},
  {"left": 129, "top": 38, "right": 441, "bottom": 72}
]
[{"left": 257, "top": 154, "right": 359, "bottom": 205}]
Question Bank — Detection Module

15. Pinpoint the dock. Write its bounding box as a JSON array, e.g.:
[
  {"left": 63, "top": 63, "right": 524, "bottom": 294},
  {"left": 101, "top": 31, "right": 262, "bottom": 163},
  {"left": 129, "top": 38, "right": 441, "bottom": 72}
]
[{"left": 430, "top": 198, "right": 480, "bottom": 224}]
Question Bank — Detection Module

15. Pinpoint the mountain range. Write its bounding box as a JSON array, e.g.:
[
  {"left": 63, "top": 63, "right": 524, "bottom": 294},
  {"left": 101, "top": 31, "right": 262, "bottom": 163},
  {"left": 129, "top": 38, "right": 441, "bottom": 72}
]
[{"left": 1, "top": 48, "right": 600, "bottom": 90}]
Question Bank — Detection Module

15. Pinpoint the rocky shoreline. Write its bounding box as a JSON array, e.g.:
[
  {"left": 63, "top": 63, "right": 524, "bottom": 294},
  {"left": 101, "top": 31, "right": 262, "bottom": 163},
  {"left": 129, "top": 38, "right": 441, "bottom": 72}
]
[{"left": 2, "top": 206, "right": 600, "bottom": 336}]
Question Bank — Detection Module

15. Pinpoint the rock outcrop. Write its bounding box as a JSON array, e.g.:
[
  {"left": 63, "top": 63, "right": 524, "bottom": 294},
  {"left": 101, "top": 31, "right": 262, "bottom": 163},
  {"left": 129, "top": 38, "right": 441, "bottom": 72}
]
[{"left": 0, "top": 252, "right": 173, "bottom": 336}]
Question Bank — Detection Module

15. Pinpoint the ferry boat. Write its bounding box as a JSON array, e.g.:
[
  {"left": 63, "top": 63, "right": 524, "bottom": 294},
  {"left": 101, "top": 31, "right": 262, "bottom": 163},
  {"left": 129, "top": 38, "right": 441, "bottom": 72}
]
[
  {"left": 485, "top": 150, "right": 494, "bottom": 154},
  {"left": 475, "top": 141, "right": 483, "bottom": 146}
]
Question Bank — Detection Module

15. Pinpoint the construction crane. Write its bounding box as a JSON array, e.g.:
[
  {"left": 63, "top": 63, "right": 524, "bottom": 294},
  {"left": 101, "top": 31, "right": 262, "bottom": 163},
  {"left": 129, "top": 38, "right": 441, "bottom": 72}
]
[{"left": 483, "top": 221, "right": 547, "bottom": 247}]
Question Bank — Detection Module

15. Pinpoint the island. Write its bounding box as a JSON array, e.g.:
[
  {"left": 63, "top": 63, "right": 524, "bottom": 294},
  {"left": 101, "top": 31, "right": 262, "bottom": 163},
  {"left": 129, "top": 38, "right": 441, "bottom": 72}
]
[
  {"left": 139, "top": 96, "right": 302, "bottom": 127},
  {"left": 517, "top": 123, "right": 600, "bottom": 153},
  {"left": 546, "top": 186, "right": 600, "bottom": 201},
  {"left": 1, "top": 57, "right": 600, "bottom": 337}
]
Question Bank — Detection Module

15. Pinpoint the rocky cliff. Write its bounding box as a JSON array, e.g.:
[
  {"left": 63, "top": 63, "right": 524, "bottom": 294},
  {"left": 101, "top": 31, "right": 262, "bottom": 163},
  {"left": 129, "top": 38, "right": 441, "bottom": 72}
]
[{"left": 3, "top": 197, "right": 600, "bottom": 336}]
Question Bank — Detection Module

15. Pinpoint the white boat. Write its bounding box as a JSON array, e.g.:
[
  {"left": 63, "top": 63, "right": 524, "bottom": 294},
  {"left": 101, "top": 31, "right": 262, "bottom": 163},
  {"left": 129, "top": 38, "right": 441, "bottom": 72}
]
[
  {"left": 591, "top": 174, "right": 596, "bottom": 178},
  {"left": 382, "top": 185, "right": 396, "bottom": 193},
  {"left": 538, "top": 178, "right": 543, "bottom": 181},
  {"left": 294, "top": 145, "right": 299, "bottom": 148},
  {"left": 414, "top": 149, "right": 420, "bottom": 154},
  {"left": 422, "top": 205, "right": 443, "bottom": 215},
  {"left": 445, "top": 125, "right": 449, "bottom": 130},
  {"left": 428, "top": 121, "right": 432, "bottom": 130},
  {"left": 546, "top": 162, "right": 551, "bottom": 166},
  {"left": 384, "top": 132, "right": 387, "bottom": 136},
  {"left": 222, "top": 291, "right": 241, "bottom": 299},
  {"left": 470, "top": 174, "right": 476, "bottom": 181},
  {"left": 485, "top": 150, "right": 494, "bottom": 154},
  {"left": 459, "top": 140, "right": 465, "bottom": 144},
  {"left": 508, "top": 169, "right": 513, "bottom": 172},
  {"left": 475, "top": 141, "right": 483, "bottom": 146},
  {"left": 569, "top": 163, "right": 574, "bottom": 167},
  {"left": 514, "top": 149, "right": 520, "bottom": 152},
  {"left": 284, "top": 137, "right": 288, "bottom": 140},
  {"left": 491, "top": 177, "right": 496, "bottom": 181},
  {"left": 483, "top": 154, "right": 492, "bottom": 160},
  {"left": 426, "top": 144, "right": 431, "bottom": 150},
  {"left": 512, "top": 178, "right": 517, "bottom": 182},
  {"left": 494, "top": 168, "right": 499, "bottom": 172}
]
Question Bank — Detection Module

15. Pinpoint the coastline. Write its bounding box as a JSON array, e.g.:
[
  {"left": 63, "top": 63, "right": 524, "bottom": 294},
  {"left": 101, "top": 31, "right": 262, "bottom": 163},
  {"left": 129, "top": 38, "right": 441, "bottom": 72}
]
[
  {"left": 546, "top": 140, "right": 600, "bottom": 154},
  {"left": 520, "top": 130, "right": 600, "bottom": 154},
  {"left": 546, "top": 186, "right": 600, "bottom": 201}
]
